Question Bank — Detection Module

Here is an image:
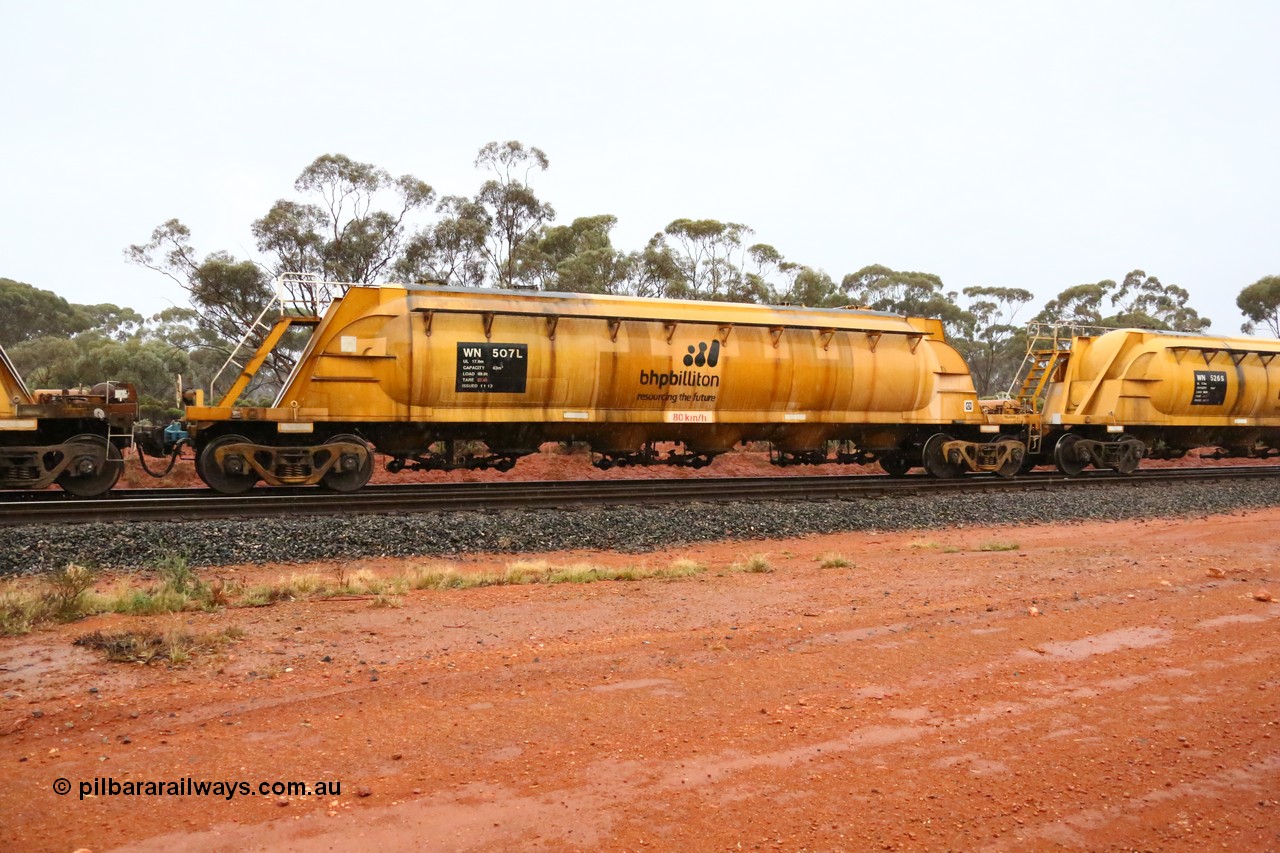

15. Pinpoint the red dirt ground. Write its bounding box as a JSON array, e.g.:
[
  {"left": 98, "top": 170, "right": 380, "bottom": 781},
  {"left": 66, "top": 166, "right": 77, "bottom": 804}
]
[{"left": 2, "top": 509, "right": 1278, "bottom": 851}]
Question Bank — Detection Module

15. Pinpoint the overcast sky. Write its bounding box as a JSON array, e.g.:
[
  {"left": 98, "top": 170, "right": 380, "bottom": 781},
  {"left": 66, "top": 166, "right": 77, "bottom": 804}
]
[{"left": 3, "top": 0, "right": 1277, "bottom": 334}]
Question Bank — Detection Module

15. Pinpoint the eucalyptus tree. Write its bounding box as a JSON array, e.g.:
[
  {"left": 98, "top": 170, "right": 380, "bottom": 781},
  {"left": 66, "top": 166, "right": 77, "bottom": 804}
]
[
  {"left": 0, "top": 278, "right": 96, "bottom": 346},
  {"left": 519, "top": 215, "right": 629, "bottom": 294},
  {"left": 841, "top": 264, "right": 971, "bottom": 333},
  {"left": 126, "top": 221, "right": 288, "bottom": 391},
  {"left": 1236, "top": 275, "right": 1280, "bottom": 337},
  {"left": 1107, "top": 269, "right": 1210, "bottom": 331},
  {"left": 622, "top": 235, "right": 683, "bottom": 299},
  {"left": 252, "top": 153, "right": 435, "bottom": 301},
  {"left": 660, "top": 218, "right": 753, "bottom": 300},
  {"left": 394, "top": 195, "right": 489, "bottom": 287},
  {"left": 473, "top": 141, "right": 555, "bottom": 288},
  {"left": 1036, "top": 270, "right": 1210, "bottom": 332},
  {"left": 953, "top": 286, "right": 1035, "bottom": 396}
]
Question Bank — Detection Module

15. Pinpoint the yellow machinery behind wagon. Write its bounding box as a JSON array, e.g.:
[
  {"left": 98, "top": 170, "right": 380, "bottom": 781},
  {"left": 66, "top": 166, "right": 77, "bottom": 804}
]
[{"left": 0, "top": 344, "right": 138, "bottom": 496}]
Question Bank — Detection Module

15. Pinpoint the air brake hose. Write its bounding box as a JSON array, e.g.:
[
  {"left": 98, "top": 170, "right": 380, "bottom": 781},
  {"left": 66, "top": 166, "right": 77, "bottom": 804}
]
[{"left": 134, "top": 439, "right": 191, "bottom": 478}]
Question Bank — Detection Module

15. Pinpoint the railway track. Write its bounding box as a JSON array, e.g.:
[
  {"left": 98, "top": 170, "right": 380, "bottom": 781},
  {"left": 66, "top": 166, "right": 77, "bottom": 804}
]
[{"left": 1, "top": 466, "right": 1277, "bottom": 527}]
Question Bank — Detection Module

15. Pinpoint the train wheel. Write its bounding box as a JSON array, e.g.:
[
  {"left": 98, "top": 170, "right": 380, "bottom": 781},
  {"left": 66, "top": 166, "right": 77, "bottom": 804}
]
[
  {"left": 922, "top": 433, "right": 965, "bottom": 479},
  {"left": 193, "top": 445, "right": 207, "bottom": 484},
  {"left": 993, "top": 438, "right": 1025, "bottom": 479},
  {"left": 878, "top": 449, "right": 912, "bottom": 477},
  {"left": 321, "top": 434, "right": 373, "bottom": 492},
  {"left": 1053, "top": 433, "right": 1087, "bottom": 477},
  {"left": 56, "top": 435, "right": 122, "bottom": 497},
  {"left": 1112, "top": 433, "right": 1143, "bottom": 475},
  {"left": 199, "top": 434, "right": 258, "bottom": 494}
]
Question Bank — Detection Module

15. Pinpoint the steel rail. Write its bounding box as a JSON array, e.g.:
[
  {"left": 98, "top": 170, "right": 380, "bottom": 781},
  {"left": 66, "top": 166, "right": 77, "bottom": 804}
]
[{"left": 1, "top": 466, "right": 1277, "bottom": 527}]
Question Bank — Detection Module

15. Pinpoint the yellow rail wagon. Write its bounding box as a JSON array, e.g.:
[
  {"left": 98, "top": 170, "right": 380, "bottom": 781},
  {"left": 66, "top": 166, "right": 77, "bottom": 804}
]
[
  {"left": 0, "top": 344, "right": 138, "bottom": 496},
  {"left": 991, "top": 324, "right": 1280, "bottom": 475},
  {"left": 166, "top": 274, "right": 1026, "bottom": 493}
]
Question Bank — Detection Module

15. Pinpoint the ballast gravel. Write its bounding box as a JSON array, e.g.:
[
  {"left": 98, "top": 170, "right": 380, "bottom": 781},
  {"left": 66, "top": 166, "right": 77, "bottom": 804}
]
[{"left": 4, "top": 479, "right": 1279, "bottom": 574}]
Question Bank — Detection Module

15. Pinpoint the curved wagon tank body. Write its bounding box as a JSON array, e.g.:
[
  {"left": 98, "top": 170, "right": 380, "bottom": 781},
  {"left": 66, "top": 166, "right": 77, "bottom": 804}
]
[
  {"left": 1017, "top": 328, "right": 1280, "bottom": 474},
  {"left": 180, "top": 281, "right": 1009, "bottom": 491},
  {"left": 0, "top": 344, "right": 138, "bottom": 496}
]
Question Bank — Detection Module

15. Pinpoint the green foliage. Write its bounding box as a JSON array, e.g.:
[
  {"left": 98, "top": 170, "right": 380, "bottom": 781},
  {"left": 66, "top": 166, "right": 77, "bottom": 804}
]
[
  {"left": 126, "top": 222, "right": 293, "bottom": 395},
  {"left": 1237, "top": 275, "right": 1280, "bottom": 337},
  {"left": 952, "top": 286, "right": 1036, "bottom": 396},
  {"left": 1035, "top": 270, "right": 1210, "bottom": 332},
  {"left": 0, "top": 586, "right": 43, "bottom": 635},
  {"left": 779, "top": 267, "right": 843, "bottom": 307},
  {"left": 520, "top": 215, "right": 630, "bottom": 294},
  {"left": 623, "top": 234, "right": 684, "bottom": 298},
  {"left": 1, "top": 564, "right": 98, "bottom": 634},
  {"left": 41, "top": 564, "right": 98, "bottom": 620},
  {"left": 1035, "top": 282, "right": 1107, "bottom": 326},
  {"left": 128, "top": 155, "right": 435, "bottom": 399},
  {"left": 841, "top": 264, "right": 973, "bottom": 335},
  {"left": 634, "top": 222, "right": 836, "bottom": 306},
  {"left": 78, "top": 304, "right": 145, "bottom": 341},
  {"left": 395, "top": 195, "right": 489, "bottom": 286},
  {"left": 107, "top": 557, "right": 223, "bottom": 616},
  {"left": 154, "top": 554, "right": 204, "bottom": 597},
  {"left": 1109, "top": 270, "right": 1210, "bottom": 331},
  {"left": 110, "top": 143, "right": 1232, "bottom": 404},
  {"left": 254, "top": 153, "right": 436, "bottom": 286},
  {"left": 9, "top": 328, "right": 192, "bottom": 420},
  {"left": 0, "top": 278, "right": 98, "bottom": 347},
  {"left": 474, "top": 141, "right": 555, "bottom": 288},
  {"left": 661, "top": 218, "right": 754, "bottom": 300}
]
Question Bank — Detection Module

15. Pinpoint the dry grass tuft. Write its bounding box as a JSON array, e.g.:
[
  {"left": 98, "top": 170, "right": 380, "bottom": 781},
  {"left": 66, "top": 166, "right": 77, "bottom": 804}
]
[
  {"left": 74, "top": 625, "right": 243, "bottom": 665},
  {"left": 730, "top": 554, "right": 773, "bottom": 574},
  {"left": 4, "top": 549, "right": 714, "bottom": 638}
]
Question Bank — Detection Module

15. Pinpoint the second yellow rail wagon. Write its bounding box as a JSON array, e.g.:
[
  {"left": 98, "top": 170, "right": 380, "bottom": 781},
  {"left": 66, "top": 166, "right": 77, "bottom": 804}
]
[
  {"left": 161, "top": 275, "right": 1026, "bottom": 493},
  {"left": 990, "top": 325, "right": 1280, "bottom": 475}
]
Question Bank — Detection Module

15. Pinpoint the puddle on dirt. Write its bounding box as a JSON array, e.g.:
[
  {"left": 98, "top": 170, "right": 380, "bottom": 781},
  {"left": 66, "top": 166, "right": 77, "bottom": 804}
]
[
  {"left": 1195, "top": 613, "right": 1268, "bottom": 630},
  {"left": 850, "top": 685, "right": 894, "bottom": 700},
  {"left": 0, "top": 642, "right": 94, "bottom": 682},
  {"left": 886, "top": 706, "right": 933, "bottom": 722},
  {"left": 819, "top": 622, "right": 912, "bottom": 645},
  {"left": 483, "top": 745, "right": 523, "bottom": 762},
  {"left": 591, "top": 678, "right": 680, "bottom": 695},
  {"left": 1027, "top": 627, "right": 1172, "bottom": 661}
]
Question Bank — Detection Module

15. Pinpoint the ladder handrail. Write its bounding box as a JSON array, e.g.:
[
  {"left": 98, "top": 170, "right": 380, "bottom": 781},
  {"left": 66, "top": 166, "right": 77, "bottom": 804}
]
[
  {"left": 1006, "top": 320, "right": 1113, "bottom": 402},
  {"left": 0, "top": 343, "right": 32, "bottom": 403},
  {"left": 207, "top": 274, "right": 343, "bottom": 403}
]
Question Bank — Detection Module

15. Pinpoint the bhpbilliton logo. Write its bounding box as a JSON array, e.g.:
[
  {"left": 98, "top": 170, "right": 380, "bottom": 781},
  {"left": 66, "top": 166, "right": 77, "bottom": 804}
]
[{"left": 683, "top": 340, "right": 721, "bottom": 368}]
